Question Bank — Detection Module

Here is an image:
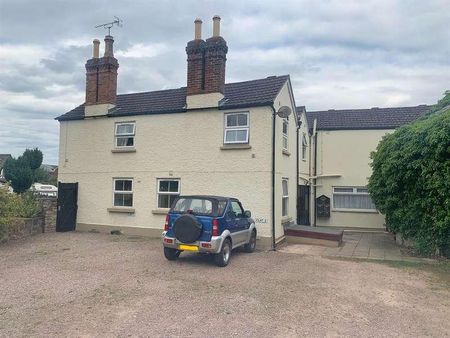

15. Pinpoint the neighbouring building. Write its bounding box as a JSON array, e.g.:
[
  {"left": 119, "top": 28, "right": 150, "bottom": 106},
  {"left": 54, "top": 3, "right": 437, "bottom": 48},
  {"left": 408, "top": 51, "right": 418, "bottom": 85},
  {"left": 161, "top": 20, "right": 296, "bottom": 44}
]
[
  {"left": 298, "top": 105, "right": 430, "bottom": 230},
  {"left": 0, "top": 154, "right": 12, "bottom": 183},
  {"left": 56, "top": 17, "right": 308, "bottom": 247}
]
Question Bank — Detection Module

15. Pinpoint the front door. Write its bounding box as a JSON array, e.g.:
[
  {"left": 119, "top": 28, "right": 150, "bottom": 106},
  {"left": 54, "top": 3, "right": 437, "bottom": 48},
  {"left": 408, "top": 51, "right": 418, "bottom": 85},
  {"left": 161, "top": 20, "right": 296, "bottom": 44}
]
[
  {"left": 56, "top": 182, "right": 78, "bottom": 232},
  {"left": 297, "top": 185, "right": 310, "bottom": 225}
]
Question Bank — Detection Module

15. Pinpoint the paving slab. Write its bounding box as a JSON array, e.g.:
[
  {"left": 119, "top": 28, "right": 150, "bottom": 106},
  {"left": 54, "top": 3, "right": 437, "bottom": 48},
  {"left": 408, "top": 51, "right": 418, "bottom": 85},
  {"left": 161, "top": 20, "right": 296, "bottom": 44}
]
[{"left": 282, "top": 230, "right": 429, "bottom": 263}]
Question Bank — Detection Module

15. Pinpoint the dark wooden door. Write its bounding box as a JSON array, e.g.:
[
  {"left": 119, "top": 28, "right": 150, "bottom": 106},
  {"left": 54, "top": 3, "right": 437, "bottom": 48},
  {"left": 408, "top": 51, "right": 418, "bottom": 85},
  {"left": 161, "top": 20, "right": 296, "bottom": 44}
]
[
  {"left": 297, "top": 185, "right": 310, "bottom": 225},
  {"left": 56, "top": 182, "right": 78, "bottom": 232}
]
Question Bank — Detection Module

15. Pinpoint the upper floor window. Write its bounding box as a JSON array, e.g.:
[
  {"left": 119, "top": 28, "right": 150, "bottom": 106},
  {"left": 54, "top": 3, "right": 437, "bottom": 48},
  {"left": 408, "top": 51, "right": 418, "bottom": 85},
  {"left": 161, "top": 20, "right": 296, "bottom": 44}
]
[
  {"left": 157, "top": 179, "right": 180, "bottom": 209},
  {"left": 224, "top": 112, "right": 249, "bottom": 144},
  {"left": 282, "top": 119, "right": 288, "bottom": 150},
  {"left": 113, "top": 178, "right": 133, "bottom": 207},
  {"left": 333, "top": 186, "right": 376, "bottom": 211},
  {"left": 302, "top": 134, "right": 308, "bottom": 160},
  {"left": 115, "top": 122, "right": 135, "bottom": 148},
  {"left": 282, "top": 178, "right": 289, "bottom": 216}
]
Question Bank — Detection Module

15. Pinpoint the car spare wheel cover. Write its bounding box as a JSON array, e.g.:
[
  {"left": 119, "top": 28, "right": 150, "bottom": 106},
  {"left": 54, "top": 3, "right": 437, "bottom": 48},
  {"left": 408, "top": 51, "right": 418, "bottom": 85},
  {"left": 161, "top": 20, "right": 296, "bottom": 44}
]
[{"left": 173, "top": 214, "right": 202, "bottom": 243}]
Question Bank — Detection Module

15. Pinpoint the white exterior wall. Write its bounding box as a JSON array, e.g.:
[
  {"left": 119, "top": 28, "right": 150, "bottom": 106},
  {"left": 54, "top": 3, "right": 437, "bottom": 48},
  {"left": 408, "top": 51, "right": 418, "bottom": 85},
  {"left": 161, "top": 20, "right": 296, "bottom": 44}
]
[
  {"left": 298, "top": 111, "right": 310, "bottom": 185},
  {"left": 273, "top": 82, "right": 299, "bottom": 240},
  {"left": 58, "top": 82, "right": 298, "bottom": 244},
  {"left": 313, "top": 129, "right": 391, "bottom": 229}
]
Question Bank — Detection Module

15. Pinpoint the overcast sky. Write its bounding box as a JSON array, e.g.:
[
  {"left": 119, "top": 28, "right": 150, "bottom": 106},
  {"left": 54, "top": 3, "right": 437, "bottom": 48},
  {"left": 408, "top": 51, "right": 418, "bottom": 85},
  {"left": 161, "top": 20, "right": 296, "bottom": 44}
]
[{"left": 0, "top": 0, "right": 449, "bottom": 164}]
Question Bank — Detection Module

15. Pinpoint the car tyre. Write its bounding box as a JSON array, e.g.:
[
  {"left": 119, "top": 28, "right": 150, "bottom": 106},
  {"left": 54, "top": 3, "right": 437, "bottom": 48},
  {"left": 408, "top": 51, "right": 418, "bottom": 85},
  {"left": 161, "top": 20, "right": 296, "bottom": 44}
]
[
  {"left": 164, "top": 247, "right": 181, "bottom": 261},
  {"left": 244, "top": 230, "right": 257, "bottom": 253},
  {"left": 214, "top": 238, "right": 231, "bottom": 267}
]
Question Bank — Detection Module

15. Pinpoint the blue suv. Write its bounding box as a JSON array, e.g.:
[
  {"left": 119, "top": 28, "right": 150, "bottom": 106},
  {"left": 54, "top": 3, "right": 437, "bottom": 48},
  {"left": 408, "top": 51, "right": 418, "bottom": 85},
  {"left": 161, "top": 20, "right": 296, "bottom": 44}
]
[{"left": 162, "top": 195, "right": 257, "bottom": 267}]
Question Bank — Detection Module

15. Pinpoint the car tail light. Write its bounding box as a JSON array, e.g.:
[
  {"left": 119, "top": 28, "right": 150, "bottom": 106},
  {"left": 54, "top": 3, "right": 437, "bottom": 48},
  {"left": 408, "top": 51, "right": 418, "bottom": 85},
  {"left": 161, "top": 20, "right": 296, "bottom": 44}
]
[
  {"left": 164, "top": 238, "right": 173, "bottom": 244},
  {"left": 164, "top": 214, "right": 169, "bottom": 231},
  {"left": 201, "top": 242, "right": 211, "bottom": 248},
  {"left": 212, "top": 219, "right": 219, "bottom": 236}
]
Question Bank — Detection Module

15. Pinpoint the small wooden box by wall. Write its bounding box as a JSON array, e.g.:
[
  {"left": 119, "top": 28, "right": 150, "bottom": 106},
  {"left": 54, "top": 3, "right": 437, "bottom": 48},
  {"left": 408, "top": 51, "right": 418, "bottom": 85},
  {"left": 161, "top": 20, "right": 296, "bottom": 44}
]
[{"left": 316, "top": 195, "right": 330, "bottom": 218}]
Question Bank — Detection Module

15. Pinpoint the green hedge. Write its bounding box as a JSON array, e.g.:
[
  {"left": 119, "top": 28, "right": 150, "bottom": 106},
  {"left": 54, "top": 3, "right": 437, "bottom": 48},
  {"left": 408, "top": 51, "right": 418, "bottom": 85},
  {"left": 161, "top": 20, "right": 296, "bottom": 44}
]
[
  {"left": 0, "top": 187, "right": 41, "bottom": 241},
  {"left": 368, "top": 95, "right": 450, "bottom": 256}
]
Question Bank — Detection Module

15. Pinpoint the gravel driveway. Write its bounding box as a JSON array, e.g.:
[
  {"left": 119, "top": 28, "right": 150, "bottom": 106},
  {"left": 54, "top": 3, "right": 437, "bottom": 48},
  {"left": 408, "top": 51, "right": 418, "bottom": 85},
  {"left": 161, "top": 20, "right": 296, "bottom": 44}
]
[{"left": 0, "top": 232, "right": 449, "bottom": 337}]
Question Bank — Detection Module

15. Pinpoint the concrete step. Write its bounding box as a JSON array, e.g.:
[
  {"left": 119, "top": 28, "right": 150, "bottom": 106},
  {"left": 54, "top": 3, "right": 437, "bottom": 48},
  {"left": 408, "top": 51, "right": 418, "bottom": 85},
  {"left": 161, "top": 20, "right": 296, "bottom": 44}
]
[{"left": 284, "top": 225, "right": 344, "bottom": 247}]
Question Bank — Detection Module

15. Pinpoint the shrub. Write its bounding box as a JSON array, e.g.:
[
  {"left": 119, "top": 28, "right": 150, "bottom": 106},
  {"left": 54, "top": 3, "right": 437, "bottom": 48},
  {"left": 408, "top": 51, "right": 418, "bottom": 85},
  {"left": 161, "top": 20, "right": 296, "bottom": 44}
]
[
  {"left": 368, "top": 92, "right": 450, "bottom": 256},
  {"left": 0, "top": 187, "right": 42, "bottom": 241}
]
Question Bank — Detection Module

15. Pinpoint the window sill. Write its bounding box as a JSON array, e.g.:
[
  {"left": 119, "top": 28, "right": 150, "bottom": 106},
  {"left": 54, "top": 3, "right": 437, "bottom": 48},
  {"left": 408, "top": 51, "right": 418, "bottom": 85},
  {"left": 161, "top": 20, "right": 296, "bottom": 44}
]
[
  {"left": 220, "top": 144, "right": 252, "bottom": 150},
  {"left": 282, "top": 149, "right": 291, "bottom": 156},
  {"left": 152, "top": 208, "right": 170, "bottom": 215},
  {"left": 111, "top": 148, "right": 136, "bottom": 153},
  {"left": 332, "top": 208, "right": 378, "bottom": 214},
  {"left": 107, "top": 207, "right": 135, "bottom": 214},
  {"left": 281, "top": 216, "right": 292, "bottom": 224}
]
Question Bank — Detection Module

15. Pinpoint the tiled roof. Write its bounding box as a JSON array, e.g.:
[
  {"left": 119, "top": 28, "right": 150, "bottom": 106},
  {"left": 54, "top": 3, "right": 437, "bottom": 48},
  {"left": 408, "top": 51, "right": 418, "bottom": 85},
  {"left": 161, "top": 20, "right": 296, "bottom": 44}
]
[
  {"left": 56, "top": 75, "right": 289, "bottom": 121},
  {"left": 302, "top": 105, "right": 431, "bottom": 131}
]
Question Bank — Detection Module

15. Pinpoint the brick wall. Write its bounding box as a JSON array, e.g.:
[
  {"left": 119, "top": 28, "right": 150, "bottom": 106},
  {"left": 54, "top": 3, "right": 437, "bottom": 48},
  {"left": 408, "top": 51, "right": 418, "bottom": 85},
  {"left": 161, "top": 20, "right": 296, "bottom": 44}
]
[
  {"left": 38, "top": 197, "right": 57, "bottom": 232},
  {"left": 186, "top": 36, "right": 228, "bottom": 95},
  {"left": 186, "top": 39, "right": 206, "bottom": 95},
  {"left": 204, "top": 36, "right": 227, "bottom": 94},
  {"left": 85, "top": 57, "right": 119, "bottom": 106}
]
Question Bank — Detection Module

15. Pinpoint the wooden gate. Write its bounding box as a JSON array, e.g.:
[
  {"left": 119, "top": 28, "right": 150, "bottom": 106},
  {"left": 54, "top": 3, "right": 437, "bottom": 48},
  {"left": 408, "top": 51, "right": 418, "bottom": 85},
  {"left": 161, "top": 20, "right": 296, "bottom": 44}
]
[
  {"left": 56, "top": 182, "right": 78, "bottom": 232},
  {"left": 297, "top": 185, "right": 310, "bottom": 225}
]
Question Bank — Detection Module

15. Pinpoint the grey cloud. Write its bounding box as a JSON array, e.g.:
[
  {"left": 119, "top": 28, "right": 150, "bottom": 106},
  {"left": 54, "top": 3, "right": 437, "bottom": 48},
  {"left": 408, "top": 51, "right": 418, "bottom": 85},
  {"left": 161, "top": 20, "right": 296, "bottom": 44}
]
[{"left": 0, "top": 0, "right": 449, "bottom": 164}]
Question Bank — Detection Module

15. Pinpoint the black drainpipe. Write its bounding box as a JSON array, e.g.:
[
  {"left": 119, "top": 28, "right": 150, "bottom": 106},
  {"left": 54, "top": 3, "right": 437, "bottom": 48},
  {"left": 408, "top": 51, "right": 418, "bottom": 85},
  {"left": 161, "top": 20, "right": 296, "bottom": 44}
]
[
  {"left": 313, "top": 132, "right": 318, "bottom": 227},
  {"left": 296, "top": 123, "right": 300, "bottom": 225},
  {"left": 271, "top": 105, "right": 277, "bottom": 251}
]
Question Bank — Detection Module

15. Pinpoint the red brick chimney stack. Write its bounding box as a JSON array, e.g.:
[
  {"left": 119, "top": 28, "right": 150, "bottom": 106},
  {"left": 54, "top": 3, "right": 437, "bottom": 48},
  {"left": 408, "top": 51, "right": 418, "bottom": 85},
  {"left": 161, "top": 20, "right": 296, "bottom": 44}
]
[
  {"left": 186, "top": 19, "right": 206, "bottom": 96},
  {"left": 204, "top": 15, "right": 228, "bottom": 94},
  {"left": 85, "top": 36, "right": 119, "bottom": 106}
]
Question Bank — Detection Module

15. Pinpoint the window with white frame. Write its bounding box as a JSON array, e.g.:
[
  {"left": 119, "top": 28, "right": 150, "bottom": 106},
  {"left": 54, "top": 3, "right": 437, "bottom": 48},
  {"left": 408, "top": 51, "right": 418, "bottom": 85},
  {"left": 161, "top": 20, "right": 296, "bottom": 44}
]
[
  {"left": 224, "top": 112, "right": 249, "bottom": 144},
  {"left": 157, "top": 179, "right": 180, "bottom": 209},
  {"left": 113, "top": 179, "right": 133, "bottom": 207},
  {"left": 282, "top": 119, "right": 288, "bottom": 150},
  {"left": 282, "top": 178, "right": 289, "bottom": 216},
  {"left": 115, "top": 122, "right": 135, "bottom": 148},
  {"left": 333, "top": 187, "right": 376, "bottom": 211},
  {"left": 302, "top": 133, "right": 307, "bottom": 160}
]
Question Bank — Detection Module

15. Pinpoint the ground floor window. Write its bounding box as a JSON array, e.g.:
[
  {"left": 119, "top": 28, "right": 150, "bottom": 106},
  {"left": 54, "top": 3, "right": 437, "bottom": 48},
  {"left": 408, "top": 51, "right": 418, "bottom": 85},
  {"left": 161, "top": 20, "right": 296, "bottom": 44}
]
[
  {"left": 282, "top": 178, "right": 289, "bottom": 216},
  {"left": 333, "top": 186, "right": 376, "bottom": 211},
  {"left": 157, "top": 179, "right": 180, "bottom": 208},
  {"left": 113, "top": 178, "right": 133, "bottom": 207}
]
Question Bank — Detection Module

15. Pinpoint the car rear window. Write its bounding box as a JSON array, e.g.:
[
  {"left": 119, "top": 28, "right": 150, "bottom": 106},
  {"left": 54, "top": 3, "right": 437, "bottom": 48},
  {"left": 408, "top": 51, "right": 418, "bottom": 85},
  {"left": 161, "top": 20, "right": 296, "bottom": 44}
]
[{"left": 171, "top": 198, "right": 227, "bottom": 216}]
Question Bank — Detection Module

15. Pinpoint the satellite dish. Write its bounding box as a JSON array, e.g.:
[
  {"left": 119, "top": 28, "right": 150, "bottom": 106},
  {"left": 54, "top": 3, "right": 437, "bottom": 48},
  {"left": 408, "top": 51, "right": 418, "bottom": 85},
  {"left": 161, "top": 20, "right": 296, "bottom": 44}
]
[{"left": 277, "top": 106, "right": 291, "bottom": 118}]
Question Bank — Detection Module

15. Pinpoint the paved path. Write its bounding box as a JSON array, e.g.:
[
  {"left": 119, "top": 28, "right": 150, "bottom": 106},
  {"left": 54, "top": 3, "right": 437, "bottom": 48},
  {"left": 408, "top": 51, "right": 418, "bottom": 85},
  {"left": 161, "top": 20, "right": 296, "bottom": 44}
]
[{"left": 279, "top": 231, "right": 432, "bottom": 262}]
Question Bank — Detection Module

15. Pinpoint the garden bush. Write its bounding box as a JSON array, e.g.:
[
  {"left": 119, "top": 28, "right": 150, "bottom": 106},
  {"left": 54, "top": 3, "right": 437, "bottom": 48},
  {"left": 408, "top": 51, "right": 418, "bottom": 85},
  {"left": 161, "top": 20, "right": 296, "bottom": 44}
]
[
  {"left": 0, "top": 187, "right": 42, "bottom": 242},
  {"left": 368, "top": 92, "right": 450, "bottom": 256}
]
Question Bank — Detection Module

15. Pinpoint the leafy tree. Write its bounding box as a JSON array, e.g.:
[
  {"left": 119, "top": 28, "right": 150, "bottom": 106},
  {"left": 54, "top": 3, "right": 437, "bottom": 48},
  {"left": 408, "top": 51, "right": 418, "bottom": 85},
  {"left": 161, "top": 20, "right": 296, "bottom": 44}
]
[
  {"left": 21, "top": 148, "right": 43, "bottom": 170},
  {"left": 368, "top": 91, "right": 450, "bottom": 256},
  {"left": 3, "top": 148, "right": 44, "bottom": 194}
]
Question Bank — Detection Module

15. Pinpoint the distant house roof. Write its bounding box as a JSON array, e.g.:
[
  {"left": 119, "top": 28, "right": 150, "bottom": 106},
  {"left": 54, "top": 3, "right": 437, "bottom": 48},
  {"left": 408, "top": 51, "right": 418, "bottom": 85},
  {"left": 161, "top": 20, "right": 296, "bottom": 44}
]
[
  {"left": 0, "top": 154, "right": 12, "bottom": 168},
  {"left": 41, "top": 164, "right": 58, "bottom": 172},
  {"left": 301, "top": 105, "right": 431, "bottom": 131},
  {"left": 56, "top": 75, "right": 290, "bottom": 121}
]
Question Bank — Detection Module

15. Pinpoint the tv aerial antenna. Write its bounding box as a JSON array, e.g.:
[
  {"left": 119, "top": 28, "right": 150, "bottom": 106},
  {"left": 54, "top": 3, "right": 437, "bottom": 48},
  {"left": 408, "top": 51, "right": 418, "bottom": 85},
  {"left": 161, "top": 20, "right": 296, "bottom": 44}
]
[{"left": 95, "top": 16, "right": 123, "bottom": 35}]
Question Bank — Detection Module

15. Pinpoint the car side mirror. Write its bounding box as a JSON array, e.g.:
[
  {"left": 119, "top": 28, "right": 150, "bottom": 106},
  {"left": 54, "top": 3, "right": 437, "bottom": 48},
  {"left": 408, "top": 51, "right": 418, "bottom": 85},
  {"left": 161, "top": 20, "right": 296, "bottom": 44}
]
[{"left": 244, "top": 210, "right": 251, "bottom": 218}]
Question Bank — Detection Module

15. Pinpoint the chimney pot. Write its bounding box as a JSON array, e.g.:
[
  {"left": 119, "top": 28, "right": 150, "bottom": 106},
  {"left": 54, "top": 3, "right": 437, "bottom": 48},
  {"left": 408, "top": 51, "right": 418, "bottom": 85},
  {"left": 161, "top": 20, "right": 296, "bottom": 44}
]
[
  {"left": 212, "top": 15, "right": 221, "bottom": 37},
  {"left": 194, "top": 18, "right": 202, "bottom": 40},
  {"left": 104, "top": 35, "right": 114, "bottom": 57},
  {"left": 92, "top": 39, "right": 100, "bottom": 58}
]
